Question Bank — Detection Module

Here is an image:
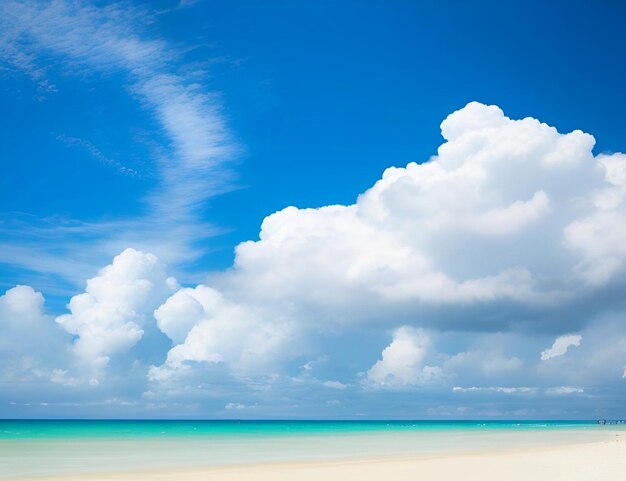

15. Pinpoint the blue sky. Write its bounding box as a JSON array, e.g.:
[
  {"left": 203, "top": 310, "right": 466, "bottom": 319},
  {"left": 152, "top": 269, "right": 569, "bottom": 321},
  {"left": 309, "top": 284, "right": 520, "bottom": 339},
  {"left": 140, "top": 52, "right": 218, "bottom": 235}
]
[{"left": 1, "top": 0, "right": 626, "bottom": 419}]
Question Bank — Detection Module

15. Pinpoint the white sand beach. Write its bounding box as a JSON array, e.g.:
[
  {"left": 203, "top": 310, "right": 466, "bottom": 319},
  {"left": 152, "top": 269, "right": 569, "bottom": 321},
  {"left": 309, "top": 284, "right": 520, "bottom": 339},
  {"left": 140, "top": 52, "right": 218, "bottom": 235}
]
[{"left": 7, "top": 433, "right": 625, "bottom": 481}]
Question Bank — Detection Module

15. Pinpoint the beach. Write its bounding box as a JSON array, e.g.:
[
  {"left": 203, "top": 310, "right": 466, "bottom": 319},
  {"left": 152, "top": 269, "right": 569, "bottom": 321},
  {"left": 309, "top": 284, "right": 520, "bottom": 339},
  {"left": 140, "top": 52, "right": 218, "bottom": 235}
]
[
  {"left": 1, "top": 421, "right": 625, "bottom": 480},
  {"left": 4, "top": 435, "right": 625, "bottom": 481}
]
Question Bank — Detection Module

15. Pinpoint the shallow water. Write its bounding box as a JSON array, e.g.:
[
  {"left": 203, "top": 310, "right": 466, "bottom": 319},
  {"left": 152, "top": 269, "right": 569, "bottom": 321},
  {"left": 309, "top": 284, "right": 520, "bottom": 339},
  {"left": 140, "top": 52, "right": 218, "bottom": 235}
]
[{"left": 0, "top": 420, "right": 622, "bottom": 477}]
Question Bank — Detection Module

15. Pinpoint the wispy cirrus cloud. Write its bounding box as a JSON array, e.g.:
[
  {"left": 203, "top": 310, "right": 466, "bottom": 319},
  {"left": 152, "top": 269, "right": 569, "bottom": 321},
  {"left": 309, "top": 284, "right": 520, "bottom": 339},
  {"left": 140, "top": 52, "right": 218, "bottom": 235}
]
[
  {"left": 56, "top": 135, "right": 139, "bottom": 177},
  {"left": 0, "top": 0, "right": 237, "bottom": 285}
]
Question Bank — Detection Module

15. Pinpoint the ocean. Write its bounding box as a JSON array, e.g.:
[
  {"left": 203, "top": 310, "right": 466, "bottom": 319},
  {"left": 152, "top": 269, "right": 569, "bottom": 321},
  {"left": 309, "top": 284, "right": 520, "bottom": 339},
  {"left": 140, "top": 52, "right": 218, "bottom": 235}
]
[{"left": 0, "top": 420, "right": 619, "bottom": 477}]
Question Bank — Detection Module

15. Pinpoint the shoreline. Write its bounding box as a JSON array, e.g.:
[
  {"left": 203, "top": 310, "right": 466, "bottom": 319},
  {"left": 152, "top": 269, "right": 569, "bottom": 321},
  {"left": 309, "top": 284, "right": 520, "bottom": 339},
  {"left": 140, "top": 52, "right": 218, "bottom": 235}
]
[{"left": 4, "top": 431, "right": 624, "bottom": 481}]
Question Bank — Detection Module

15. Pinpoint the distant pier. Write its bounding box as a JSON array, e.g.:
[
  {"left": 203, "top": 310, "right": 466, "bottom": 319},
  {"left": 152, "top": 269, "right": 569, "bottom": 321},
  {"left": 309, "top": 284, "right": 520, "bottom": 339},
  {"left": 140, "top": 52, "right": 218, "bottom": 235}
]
[{"left": 597, "top": 420, "right": 625, "bottom": 424}]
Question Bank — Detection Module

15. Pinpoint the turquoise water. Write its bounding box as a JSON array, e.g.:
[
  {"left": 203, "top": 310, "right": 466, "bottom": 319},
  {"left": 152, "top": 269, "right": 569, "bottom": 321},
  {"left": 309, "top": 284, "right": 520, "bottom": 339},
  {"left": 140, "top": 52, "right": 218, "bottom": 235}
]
[
  {"left": 0, "top": 420, "right": 621, "bottom": 478},
  {"left": 0, "top": 420, "right": 597, "bottom": 439},
  {"left": 0, "top": 419, "right": 600, "bottom": 439}
]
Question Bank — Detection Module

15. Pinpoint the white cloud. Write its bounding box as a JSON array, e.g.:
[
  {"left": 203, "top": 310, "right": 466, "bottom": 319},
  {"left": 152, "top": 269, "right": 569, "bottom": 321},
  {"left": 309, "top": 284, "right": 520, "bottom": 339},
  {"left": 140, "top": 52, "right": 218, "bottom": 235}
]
[
  {"left": 323, "top": 380, "right": 347, "bottom": 390},
  {"left": 203, "top": 101, "right": 626, "bottom": 334},
  {"left": 149, "top": 285, "right": 296, "bottom": 381},
  {"left": 0, "top": 285, "right": 45, "bottom": 322},
  {"left": 545, "top": 386, "right": 584, "bottom": 395},
  {"left": 56, "top": 248, "right": 177, "bottom": 370},
  {"left": 225, "top": 402, "right": 245, "bottom": 410},
  {"left": 452, "top": 386, "right": 538, "bottom": 394},
  {"left": 540, "top": 334, "right": 582, "bottom": 361},
  {"left": 153, "top": 286, "right": 213, "bottom": 345},
  {"left": 146, "top": 102, "right": 626, "bottom": 393},
  {"left": 536, "top": 316, "right": 626, "bottom": 387},
  {"left": 365, "top": 327, "right": 440, "bottom": 387},
  {"left": 3, "top": 98, "right": 626, "bottom": 416},
  {"left": 0, "top": 285, "right": 69, "bottom": 383},
  {"left": 563, "top": 153, "right": 626, "bottom": 285}
]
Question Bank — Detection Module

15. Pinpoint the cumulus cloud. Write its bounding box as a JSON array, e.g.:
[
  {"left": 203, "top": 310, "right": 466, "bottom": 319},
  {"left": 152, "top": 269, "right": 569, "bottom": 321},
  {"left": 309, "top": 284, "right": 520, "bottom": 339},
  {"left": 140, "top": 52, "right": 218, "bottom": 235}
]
[
  {"left": 564, "top": 153, "right": 626, "bottom": 285},
  {"left": 540, "top": 334, "right": 582, "bottom": 361},
  {"left": 146, "top": 102, "right": 626, "bottom": 400},
  {"left": 206, "top": 101, "right": 626, "bottom": 331},
  {"left": 149, "top": 285, "right": 296, "bottom": 382},
  {"left": 56, "top": 248, "right": 177, "bottom": 370},
  {"left": 0, "top": 285, "right": 45, "bottom": 324},
  {"left": 365, "top": 327, "right": 441, "bottom": 387},
  {"left": 4, "top": 101, "right": 626, "bottom": 417},
  {"left": 0, "top": 285, "right": 69, "bottom": 384}
]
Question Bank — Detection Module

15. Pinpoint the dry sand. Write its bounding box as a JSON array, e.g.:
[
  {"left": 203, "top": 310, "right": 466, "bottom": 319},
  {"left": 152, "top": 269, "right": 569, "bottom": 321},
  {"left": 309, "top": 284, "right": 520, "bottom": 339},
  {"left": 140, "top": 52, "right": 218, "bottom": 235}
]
[{"left": 8, "top": 434, "right": 625, "bottom": 481}]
